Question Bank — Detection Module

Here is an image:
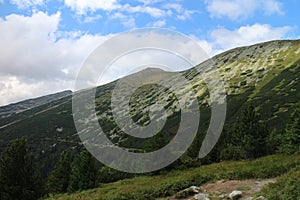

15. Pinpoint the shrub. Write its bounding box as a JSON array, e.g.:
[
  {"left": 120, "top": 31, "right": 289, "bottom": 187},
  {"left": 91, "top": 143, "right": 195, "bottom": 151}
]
[
  {"left": 220, "top": 144, "right": 246, "bottom": 161},
  {"left": 277, "top": 104, "right": 300, "bottom": 154}
]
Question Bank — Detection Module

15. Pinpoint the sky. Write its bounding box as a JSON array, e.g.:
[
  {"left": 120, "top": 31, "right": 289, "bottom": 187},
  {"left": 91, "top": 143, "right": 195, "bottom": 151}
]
[{"left": 0, "top": 0, "right": 299, "bottom": 106}]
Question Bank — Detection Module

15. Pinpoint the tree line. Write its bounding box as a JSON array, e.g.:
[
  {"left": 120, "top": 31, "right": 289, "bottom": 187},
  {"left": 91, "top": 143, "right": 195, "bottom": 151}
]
[
  {"left": 0, "top": 140, "right": 132, "bottom": 199},
  {"left": 0, "top": 104, "right": 299, "bottom": 199}
]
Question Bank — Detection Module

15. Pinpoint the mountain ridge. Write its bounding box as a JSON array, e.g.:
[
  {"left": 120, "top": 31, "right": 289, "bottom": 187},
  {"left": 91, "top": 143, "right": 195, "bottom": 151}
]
[
  {"left": 0, "top": 39, "right": 299, "bottom": 177},
  {"left": 0, "top": 90, "right": 72, "bottom": 119}
]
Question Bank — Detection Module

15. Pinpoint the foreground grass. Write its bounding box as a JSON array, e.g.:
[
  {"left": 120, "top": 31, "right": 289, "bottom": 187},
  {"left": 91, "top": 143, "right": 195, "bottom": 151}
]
[
  {"left": 259, "top": 165, "right": 300, "bottom": 200},
  {"left": 46, "top": 154, "right": 300, "bottom": 200}
]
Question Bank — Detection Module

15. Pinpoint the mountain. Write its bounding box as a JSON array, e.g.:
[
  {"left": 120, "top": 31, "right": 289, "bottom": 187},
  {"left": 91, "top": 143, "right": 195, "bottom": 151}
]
[
  {"left": 0, "top": 39, "right": 299, "bottom": 176},
  {"left": 0, "top": 90, "right": 72, "bottom": 118}
]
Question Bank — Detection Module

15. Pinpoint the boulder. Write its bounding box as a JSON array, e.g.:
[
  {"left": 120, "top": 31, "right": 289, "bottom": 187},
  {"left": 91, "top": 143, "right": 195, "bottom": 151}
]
[
  {"left": 175, "top": 186, "right": 200, "bottom": 198},
  {"left": 189, "top": 186, "right": 200, "bottom": 193},
  {"left": 194, "top": 193, "right": 210, "bottom": 200},
  {"left": 229, "top": 190, "right": 243, "bottom": 200}
]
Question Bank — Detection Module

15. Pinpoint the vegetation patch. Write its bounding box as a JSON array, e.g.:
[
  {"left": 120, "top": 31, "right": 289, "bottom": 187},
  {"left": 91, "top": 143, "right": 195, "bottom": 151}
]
[
  {"left": 258, "top": 166, "right": 300, "bottom": 200},
  {"left": 46, "top": 154, "right": 300, "bottom": 200}
]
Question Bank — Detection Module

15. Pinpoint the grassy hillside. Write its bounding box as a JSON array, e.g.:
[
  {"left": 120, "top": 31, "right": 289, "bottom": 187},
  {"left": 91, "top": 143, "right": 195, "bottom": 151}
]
[
  {"left": 0, "top": 39, "right": 299, "bottom": 177},
  {"left": 46, "top": 154, "right": 300, "bottom": 200}
]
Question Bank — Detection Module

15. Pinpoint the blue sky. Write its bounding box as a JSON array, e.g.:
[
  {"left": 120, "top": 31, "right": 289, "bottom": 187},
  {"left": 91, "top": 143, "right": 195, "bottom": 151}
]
[{"left": 0, "top": 0, "right": 299, "bottom": 105}]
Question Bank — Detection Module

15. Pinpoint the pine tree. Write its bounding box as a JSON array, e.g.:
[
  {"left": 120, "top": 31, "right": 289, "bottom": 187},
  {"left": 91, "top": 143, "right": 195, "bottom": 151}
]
[
  {"left": 278, "top": 104, "right": 300, "bottom": 154},
  {"left": 67, "top": 150, "right": 97, "bottom": 193},
  {"left": 0, "top": 138, "right": 45, "bottom": 200},
  {"left": 221, "top": 105, "right": 269, "bottom": 160},
  {"left": 97, "top": 166, "right": 132, "bottom": 184},
  {"left": 47, "top": 151, "right": 71, "bottom": 194}
]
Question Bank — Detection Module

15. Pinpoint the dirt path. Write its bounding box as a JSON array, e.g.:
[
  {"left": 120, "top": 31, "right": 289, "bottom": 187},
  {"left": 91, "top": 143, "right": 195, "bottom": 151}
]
[
  {"left": 166, "top": 178, "right": 276, "bottom": 200},
  {"left": 199, "top": 179, "right": 275, "bottom": 199}
]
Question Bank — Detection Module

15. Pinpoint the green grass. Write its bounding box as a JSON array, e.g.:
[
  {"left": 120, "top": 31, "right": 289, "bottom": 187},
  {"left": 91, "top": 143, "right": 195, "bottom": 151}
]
[
  {"left": 46, "top": 154, "right": 300, "bottom": 200},
  {"left": 258, "top": 166, "right": 300, "bottom": 200},
  {"left": 235, "top": 186, "right": 252, "bottom": 191}
]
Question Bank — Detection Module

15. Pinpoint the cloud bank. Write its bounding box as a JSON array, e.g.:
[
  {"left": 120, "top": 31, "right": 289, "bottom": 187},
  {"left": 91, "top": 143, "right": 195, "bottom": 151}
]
[
  {"left": 205, "top": 0, "right": 284, "bottom": 20},
  {"left": 0, "top": 0, "right": 295, "bottom": 106},
  {"left": 0, "top": 11, "right": 111, "bottom": 105}
]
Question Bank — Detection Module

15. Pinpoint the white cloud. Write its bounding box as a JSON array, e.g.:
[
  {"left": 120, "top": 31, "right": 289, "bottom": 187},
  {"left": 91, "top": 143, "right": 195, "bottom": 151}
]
[
  {"left": 137, "top": 0, "right": 165, "bottom": 5},
  {"left": 73, "top": 30, "right": 212, "bottom": 89},
  {"left": 188, "top": 23, "right": 292, "bottom": 56},
  {"left": 61, "top": 0, "right": 198, "bottom": 30},
  {"left": 10, "top": 0, "right": 45, "bottom": 9},
  {"left": 121, "top": 4, "right": 166, "bottom": 18},
  {"left": 210, "top": 23, "right": 292, "bottom": 50},
  {"left": 0, "top": 75, "right": 71, "bottom": 106},
  {"left": 0, "top": 11, "right": 293, "bottom": 106},
  {"left": 0, "top": 10, "right": 199, "bottom": 105},
  {"left": 64, "top": 0, "right": 120, "bottom": 14},
  {"left": 205, "top": 0, "right": 284, "bottom": 20},
  {"left": 110, "top": 12, "right": 136, "bottom": 28},
  {"left": 63, "top": 0, "right": 168, "bottom": 23},
  {"left": 0, "top": 11, "right": 61, "bottom": 79},
  {"left": 195, "top": 39, "right": 217, "bottom": 56},
  {"left": 0, "top": 11, "right": 112, "bottom": 105},
  {"left": 63, "top": 0, "right": 166, "bottom": 18},
  {"left": 263, "top": 0, "right": 284, "bottom": 15},
  {"left": 149, "top": 19, "right": 166, "bottom": 27},
  {"left": 83, "top": 14, "right": 102, "bottom": 23},
  {"left": 177, "top": 9, "right": 196, "bottom": 20},
  {"left": 163, "top": 3, "right": 182, "bottom": 13},
  {"left": 164, "top": 3, "right": 197, "bottom": 20},
  {"left": 122, "top": 17, "right": 136, "bottom": 28}
]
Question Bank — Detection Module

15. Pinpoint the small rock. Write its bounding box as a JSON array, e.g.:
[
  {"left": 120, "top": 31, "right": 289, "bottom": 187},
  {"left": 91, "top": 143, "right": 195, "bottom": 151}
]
[
  {"left": 255, "top": 196, "right": 267, "bottom": 200},
  {"left": 214, "top": 190, "right": 224, "bottom": 195},
  {"left": 56, "top": 127, "right": 63, "bottom": 132},
  {"left": 245, "top": 197, "right": 254, "bottom": 200},
  {"left": 229, "top": 190, "right": 243, "bottom": 200},
  {"left": 219, "top": 193, "right": 227, "bottom": 198},
  {"left": 175, "top": 186, "right": 200, "bottom": 198},
  {"left": 194, "top": 193, "right": 210, "bottom": 200},
  {"left": 189, "top": 185, "right": 200, "bottom": 193},
  {"left": 216, "top": 179, "right": 226, "bottom": 184}
]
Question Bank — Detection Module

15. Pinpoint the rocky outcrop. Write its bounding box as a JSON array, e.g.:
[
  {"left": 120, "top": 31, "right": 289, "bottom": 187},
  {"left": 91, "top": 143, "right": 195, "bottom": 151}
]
[{"left": 229, "top": 190, "right": 243, "bottom": 199}]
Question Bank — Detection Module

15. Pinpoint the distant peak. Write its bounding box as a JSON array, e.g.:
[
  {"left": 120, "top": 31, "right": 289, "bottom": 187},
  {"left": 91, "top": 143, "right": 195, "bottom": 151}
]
[{"left": 139, "top": 67, "right": 167, "bottom": 73}]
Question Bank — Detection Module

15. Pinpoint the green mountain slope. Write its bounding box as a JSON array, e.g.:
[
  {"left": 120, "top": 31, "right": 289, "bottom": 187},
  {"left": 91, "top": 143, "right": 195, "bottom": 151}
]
[
  {"left": 0, "top": 39, "right": 299, "bottom": 176},
  {"left": 0, "top": 90, "right": 72, "bottom": 118}
]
